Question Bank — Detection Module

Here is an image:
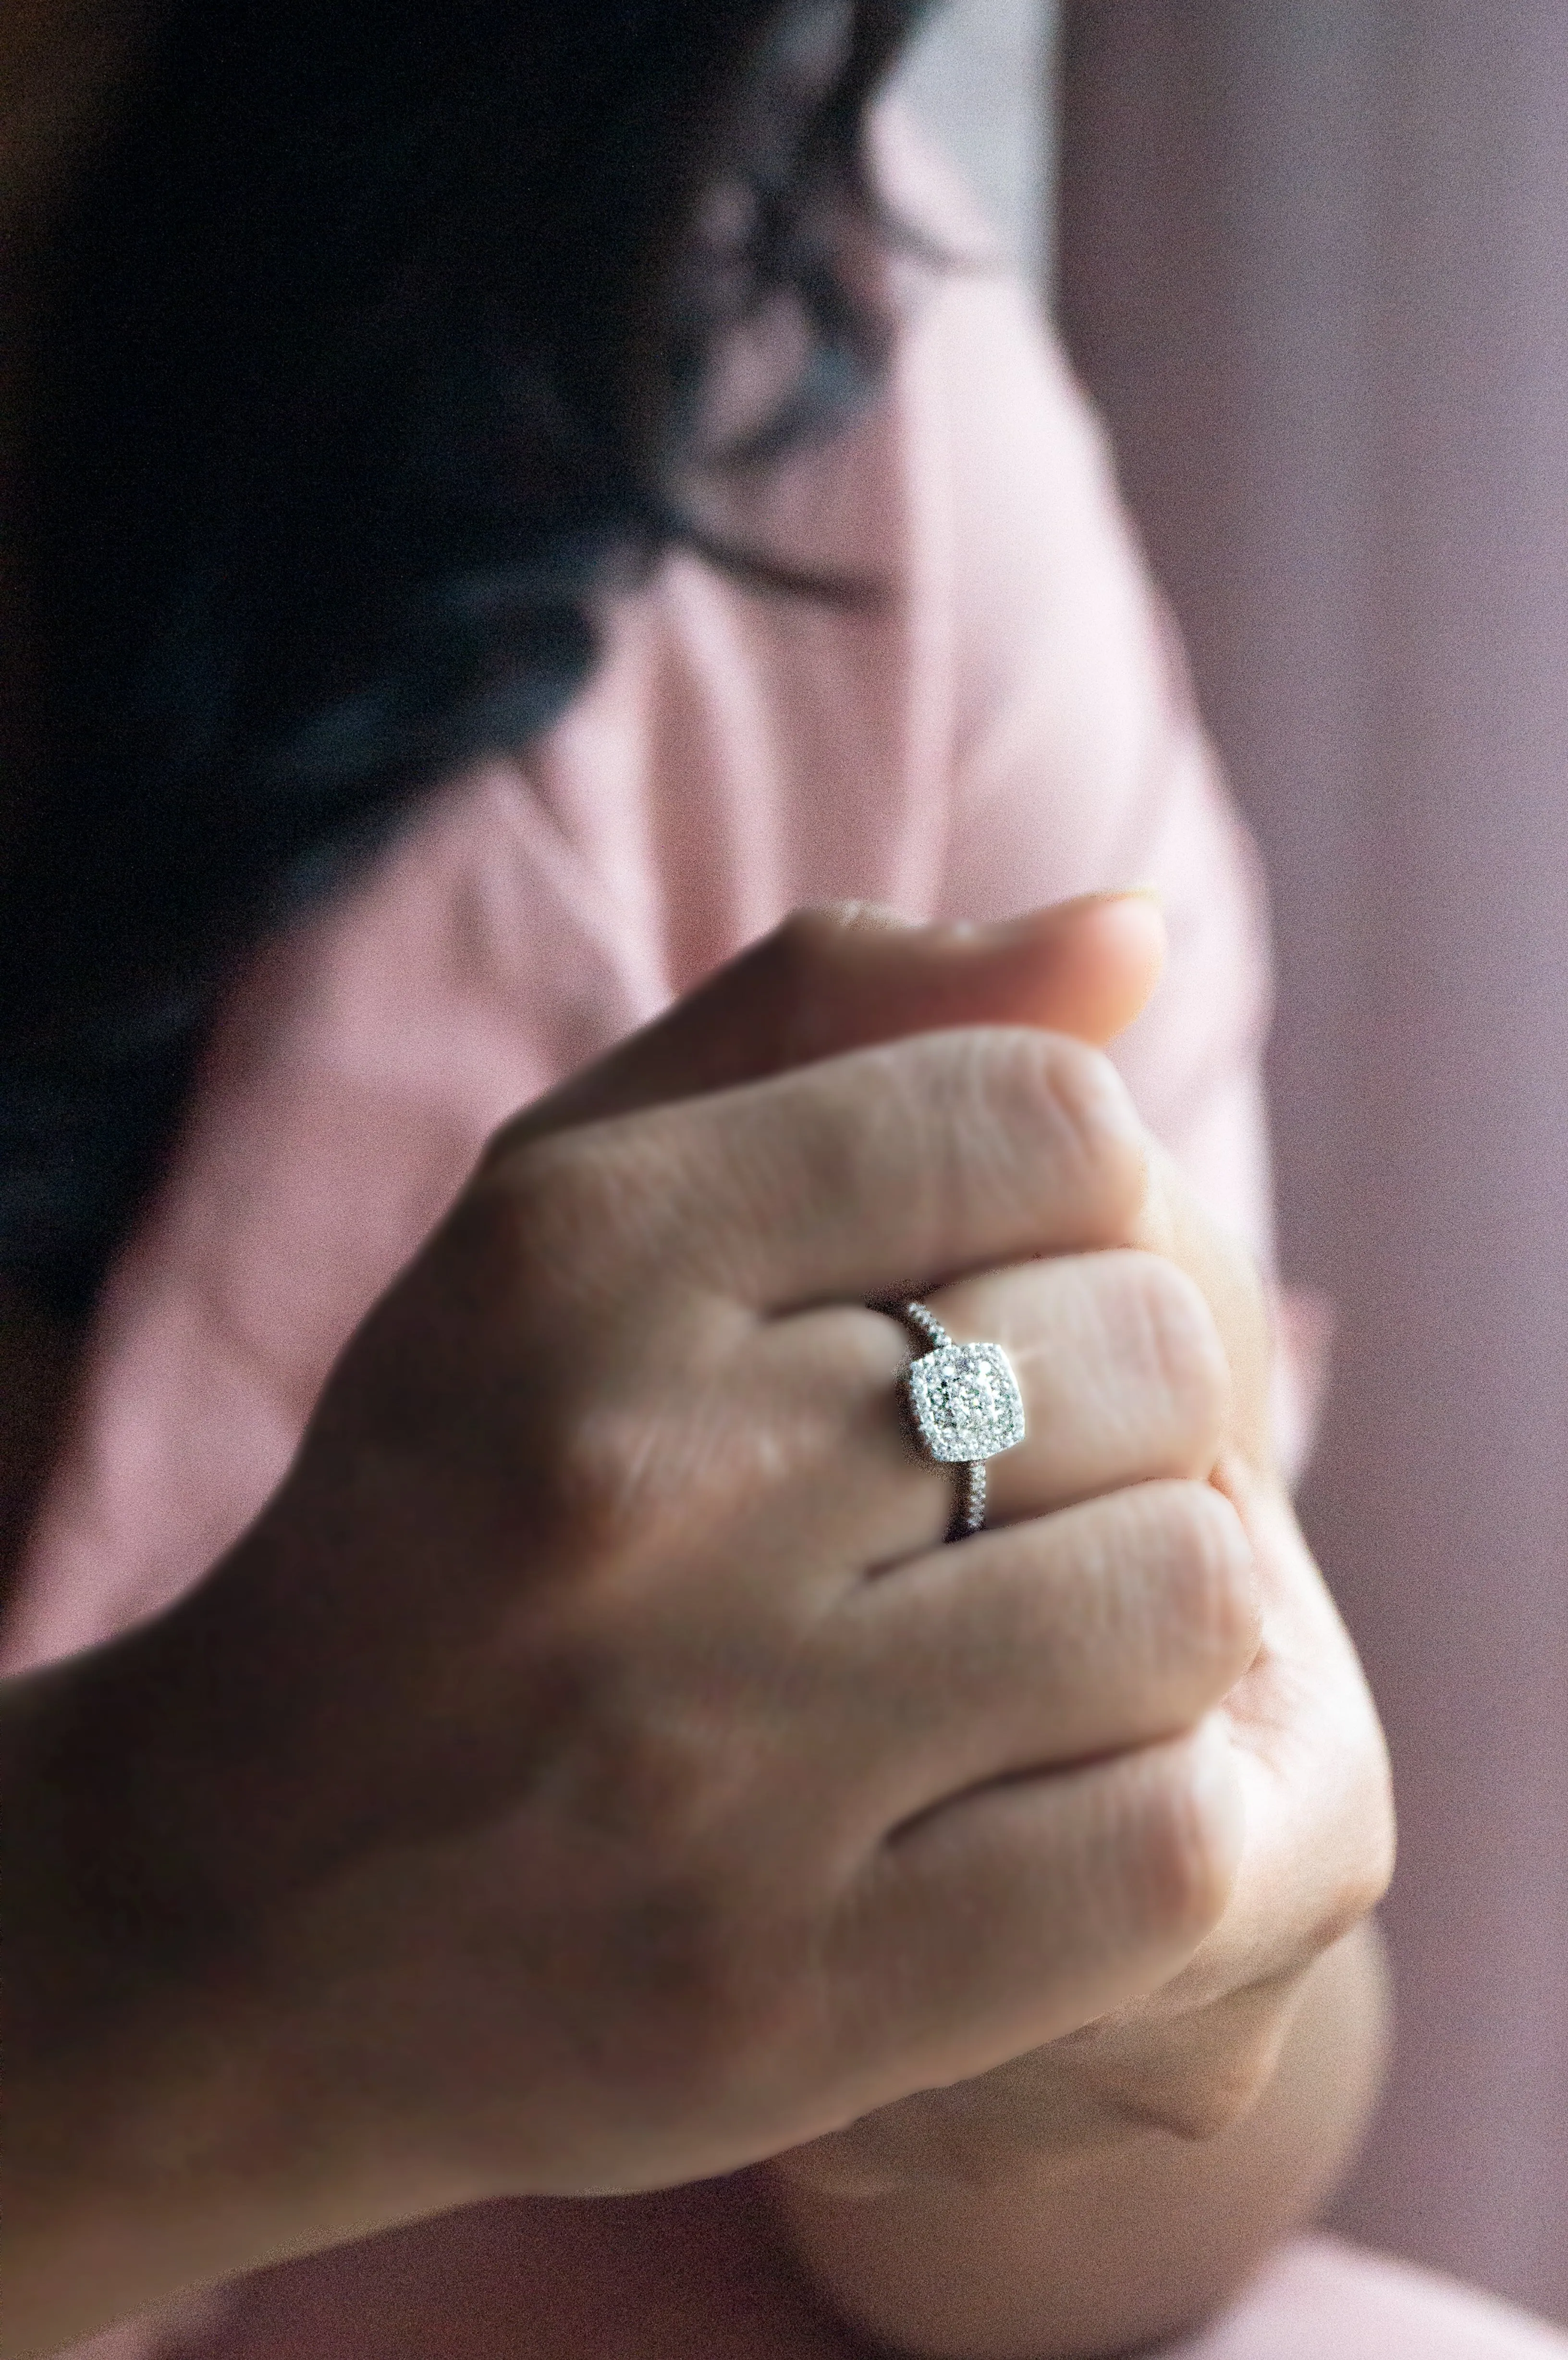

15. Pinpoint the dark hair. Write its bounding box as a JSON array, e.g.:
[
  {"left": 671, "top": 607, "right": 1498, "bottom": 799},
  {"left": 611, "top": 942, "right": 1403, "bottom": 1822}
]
[{"left": 2, "top": 0, "right": 926, "bottom": 1317}]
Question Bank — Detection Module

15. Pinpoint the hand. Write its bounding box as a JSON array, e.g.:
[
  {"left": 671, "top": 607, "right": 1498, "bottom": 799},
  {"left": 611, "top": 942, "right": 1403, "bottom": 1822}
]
[
  {"left": 767, "top": 1144, "right": 1394, "bottom": 2202},
  {"left": 8, "top": 897, "right": 1253, "bottom": 2350},
  {"left": 582, "top": 900, "right": 1390, "bottom": 2163}
]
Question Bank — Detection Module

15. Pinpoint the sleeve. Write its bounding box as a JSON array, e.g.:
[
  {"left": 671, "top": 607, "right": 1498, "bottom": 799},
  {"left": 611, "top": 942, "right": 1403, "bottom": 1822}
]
[{"left": 877, "top": 111, "right": 1327, "bottom": 1477}]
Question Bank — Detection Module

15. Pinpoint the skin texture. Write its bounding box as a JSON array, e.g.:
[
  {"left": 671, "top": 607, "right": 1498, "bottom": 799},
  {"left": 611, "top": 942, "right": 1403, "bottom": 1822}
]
[
  {"left": 760, "top": 1071, "right": 1395, "bottom": 2358},
  {"left": 760, "top": 1921, "right": 1390, "bottom": 2360},
  {"left": 5, "top": 897, "right": 1394, "bottom": 2357}
]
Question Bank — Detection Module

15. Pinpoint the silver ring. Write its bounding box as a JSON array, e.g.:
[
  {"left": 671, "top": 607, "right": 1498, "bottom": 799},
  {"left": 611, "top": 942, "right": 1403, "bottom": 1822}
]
[{"left": 894, "top": 1301, "right": 1027, "bottom": 1539}]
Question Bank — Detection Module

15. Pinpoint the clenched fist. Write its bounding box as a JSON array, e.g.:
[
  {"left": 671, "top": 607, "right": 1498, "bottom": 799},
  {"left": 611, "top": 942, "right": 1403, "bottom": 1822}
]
[{"left": 8, "top": 896, "right": 1273, "bottom": 2350}]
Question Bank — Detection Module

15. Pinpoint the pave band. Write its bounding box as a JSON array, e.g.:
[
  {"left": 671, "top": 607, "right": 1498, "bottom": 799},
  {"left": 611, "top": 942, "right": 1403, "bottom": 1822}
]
[{"left": 895, "top": 1300, "right": 1026, "bottom": 1540}]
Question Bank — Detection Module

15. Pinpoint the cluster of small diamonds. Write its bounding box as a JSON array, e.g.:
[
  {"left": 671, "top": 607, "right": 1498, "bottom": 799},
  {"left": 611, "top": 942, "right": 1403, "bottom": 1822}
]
[{"left": 906, "top": 1340, "right": 1026, "bottom": 1464}]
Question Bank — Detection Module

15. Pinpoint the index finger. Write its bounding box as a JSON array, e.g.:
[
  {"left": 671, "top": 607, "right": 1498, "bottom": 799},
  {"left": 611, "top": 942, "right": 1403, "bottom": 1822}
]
[
  {"left": 505, "top": 896, "right": 1166, "bottom": 1143},
  {"left": 496, "top": 1025, "right": 1149, "bottom": 1315}
]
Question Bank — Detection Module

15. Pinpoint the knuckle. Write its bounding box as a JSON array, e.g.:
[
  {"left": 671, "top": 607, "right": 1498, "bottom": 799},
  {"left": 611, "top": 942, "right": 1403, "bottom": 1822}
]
[
  {"left": 769, "top": 902, "right": 863, "bottom": 979},
  {"left": 548, "top": 1395, "right": 673, "bottom": 1566},
  {"left": 445, "top": 1149, "right": 590, "bottom": 1321},
  {"left": 1144, "top": 1483, "right": 1261, "bottom": 1680},
  {"left": 1315, "top": 1777, "right": 1398, "bottom": 1950},
  {"left": 1125, "top": 1733, "right": 1243, "bottom": 1953},
  {"left": 1122, "top": 2020, "right": 1290, "bottom": 2145},
  {"left": 1147, "top": 2079, "right": 1258, "bottom": 2145},
  {"left": 1362, "top": 1800, "right": 1398, "bottom": 1916},
  {"left": 757, "top": 909, "right": 843, "bottom": 1061},
  {"left": 963, "top": 1032, "right": 1147, "bottom": 1234},
  {"left": 761, "top": 904, "right": 900, "bottom": 1067},
  {"left": 1115, "top": 1254, "right": 1231, "bottom": 1460},
  {"left": 555, "top": 1364, "right": 799, "bottom": 1572},
  {"left": 771, "top": 903, "right": 845, "bottom": 963}
]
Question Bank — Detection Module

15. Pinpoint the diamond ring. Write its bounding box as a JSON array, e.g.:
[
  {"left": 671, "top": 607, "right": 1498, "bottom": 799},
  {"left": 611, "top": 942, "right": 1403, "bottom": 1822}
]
[{"left": 895, "top": 1301, "right": 1027, "bottom": 1539}]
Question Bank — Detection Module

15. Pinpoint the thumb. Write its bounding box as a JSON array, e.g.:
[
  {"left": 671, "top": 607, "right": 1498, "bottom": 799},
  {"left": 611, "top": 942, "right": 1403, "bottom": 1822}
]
[{"left": 509, "top": 891, "right": 1165, "bottom": 1143}]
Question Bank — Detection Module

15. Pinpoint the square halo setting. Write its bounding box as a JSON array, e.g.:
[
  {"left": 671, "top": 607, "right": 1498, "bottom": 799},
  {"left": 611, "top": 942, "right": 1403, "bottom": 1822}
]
[{"left": 904, "top": 1341, "right": 1026, "bottom": 1465}]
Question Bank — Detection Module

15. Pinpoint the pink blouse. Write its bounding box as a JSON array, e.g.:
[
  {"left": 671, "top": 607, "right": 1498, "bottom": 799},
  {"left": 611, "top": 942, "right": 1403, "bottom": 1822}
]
[
  {"left": 13, "top": 121, "right": 1551, "bottom": 2360},
  {"left": 2, "top": 125, "right": 1287, "bottom": 1678}
]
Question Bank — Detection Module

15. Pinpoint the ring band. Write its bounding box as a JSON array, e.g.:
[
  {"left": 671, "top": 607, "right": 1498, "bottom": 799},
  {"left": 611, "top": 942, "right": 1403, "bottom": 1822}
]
[{"left": 895, "top": 1301, "right": 1027, "bottom": 1539}]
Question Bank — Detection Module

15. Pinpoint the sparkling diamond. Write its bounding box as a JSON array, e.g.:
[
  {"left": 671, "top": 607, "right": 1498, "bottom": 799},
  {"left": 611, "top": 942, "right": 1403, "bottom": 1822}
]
[{"left": 904, "top": 1341, "right": 1026, "bottom": 1464}]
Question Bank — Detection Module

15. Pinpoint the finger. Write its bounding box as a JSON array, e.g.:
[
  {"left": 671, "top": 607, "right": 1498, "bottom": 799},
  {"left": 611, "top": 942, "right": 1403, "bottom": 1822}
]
[
  {"left": 1134, "top": 1140, "right": 1276, "bottom": 1470},
  {"left": 934, "top": 1251, "right": 1232, "bottom": 1525},
  {"left": 1166, "top": 1467, "right": 1396, "bottom": 2008},
  {"left": 507, "top": 894, "right": 1166, "bottom": 1147},
  {"left": 759, "top": 1253, "right": 1229, "bottom": 1572},
  {"left": 824, "top": 1723, "right": 1245, "bottom": 2107},
  {"left": 490, "top": 1027, "right": 1150, "bottom": 1315},
  {"left": 833, "top": 1485, "right": 1259, "bottom": 1809}
]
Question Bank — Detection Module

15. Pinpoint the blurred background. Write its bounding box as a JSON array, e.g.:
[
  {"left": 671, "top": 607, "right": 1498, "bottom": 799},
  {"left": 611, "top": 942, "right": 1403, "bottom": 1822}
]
[
  {"left": 896, "top": 0, "right": 1055, "bottom": 280},
  {"left": 904, "top": 0, "right": 1568, "bottom": 2332}
]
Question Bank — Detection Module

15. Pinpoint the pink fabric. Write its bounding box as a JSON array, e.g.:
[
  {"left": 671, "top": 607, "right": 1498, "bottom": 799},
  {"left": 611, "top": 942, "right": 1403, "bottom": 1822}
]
[
  {"left": 6, "top": 120, "right": 1488, "bottom": 2358},
  {"left": 59, "top": 2225, "right": 1568, "bottom": 2360},
  {"left": 1165, "top": 2239, "right": 1568, "bottom": 2360},
  {"left": 57, "top": 2222, "right": 1568, "bottom": 2360}
]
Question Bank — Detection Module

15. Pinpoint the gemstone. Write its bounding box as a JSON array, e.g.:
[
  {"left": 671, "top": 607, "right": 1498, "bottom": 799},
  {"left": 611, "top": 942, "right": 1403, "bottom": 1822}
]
[{"left": 904, "top": 1340, "right": 1026, "bottom": 1465}]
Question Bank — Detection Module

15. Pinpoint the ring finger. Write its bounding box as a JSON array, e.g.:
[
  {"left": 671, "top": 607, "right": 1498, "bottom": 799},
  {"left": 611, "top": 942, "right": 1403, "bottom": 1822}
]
[{"left": 772, "top": 1250, "right": 1230, "bottom": 1572}]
